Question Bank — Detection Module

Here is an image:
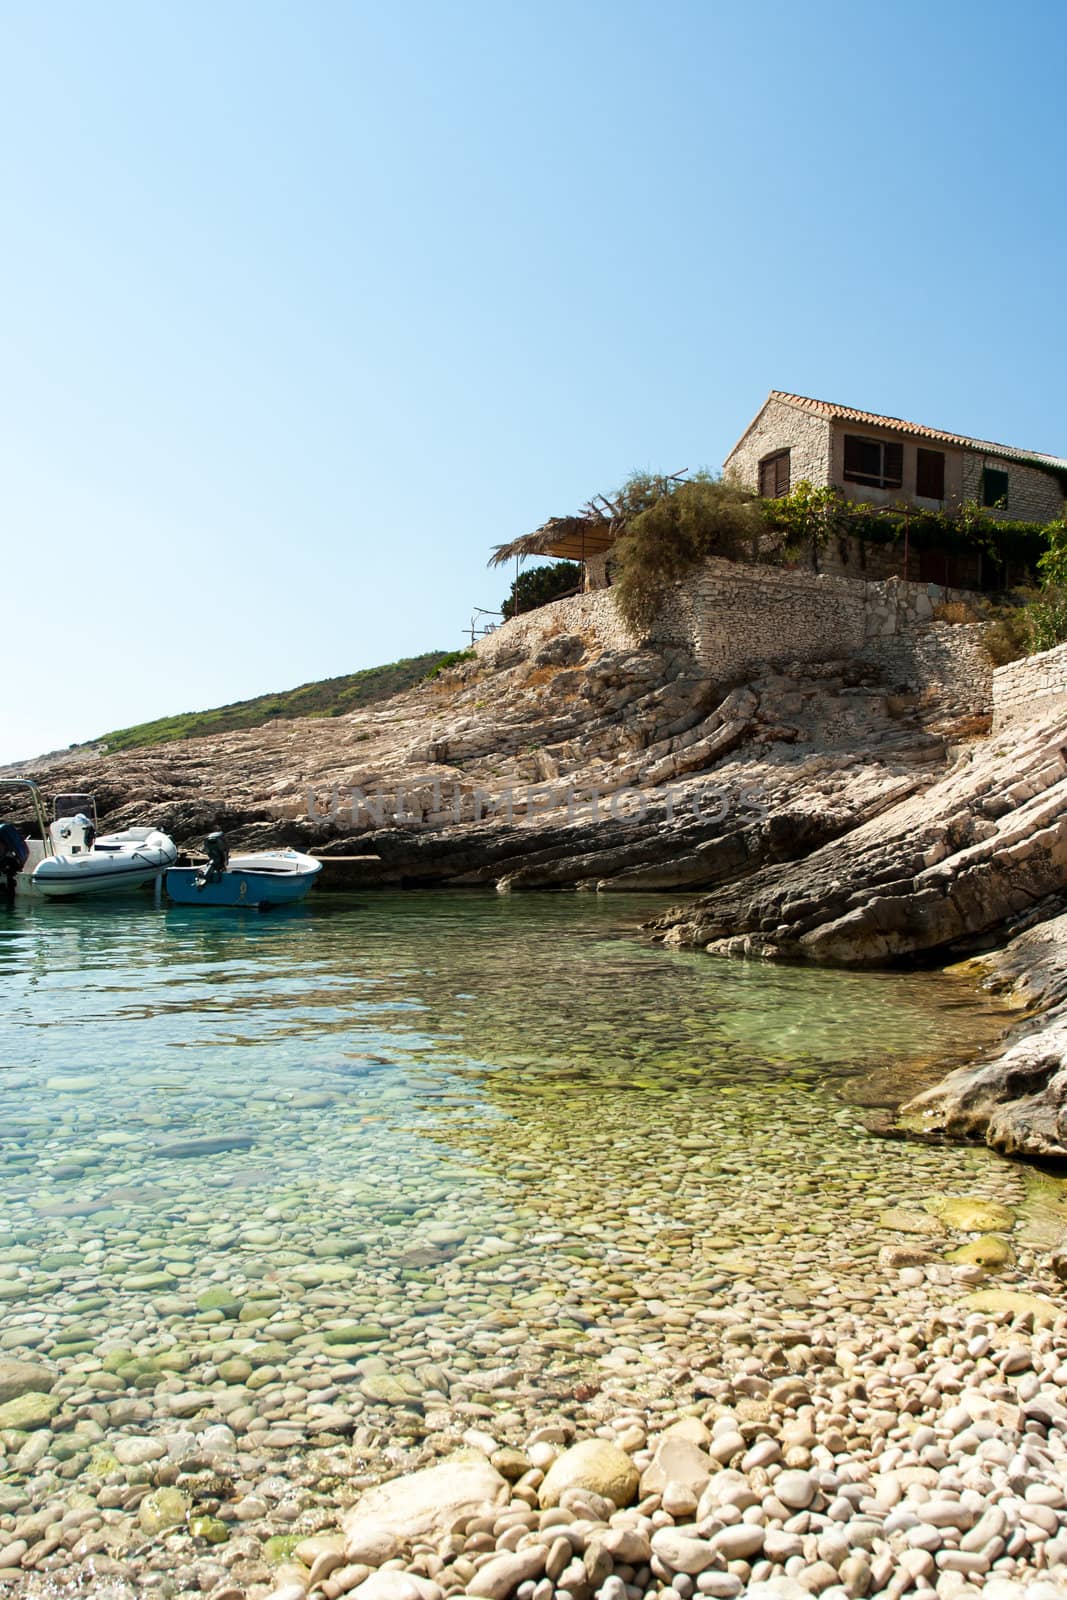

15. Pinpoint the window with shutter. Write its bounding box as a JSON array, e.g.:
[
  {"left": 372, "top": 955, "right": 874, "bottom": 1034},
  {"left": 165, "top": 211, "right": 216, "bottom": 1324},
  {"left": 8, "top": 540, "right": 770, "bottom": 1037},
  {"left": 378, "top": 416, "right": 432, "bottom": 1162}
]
[
  {"left": 982, "top": 466, "right": 1009, "bottom": 509},
  {"left": 916, "top": 449, "right": 945, "bottom": 500},
  {"left": 843, "top": 434, "right": 904, "bottom": 490},
  {"left": 759, "top": 450, "right": 790, "bottom": 498}
]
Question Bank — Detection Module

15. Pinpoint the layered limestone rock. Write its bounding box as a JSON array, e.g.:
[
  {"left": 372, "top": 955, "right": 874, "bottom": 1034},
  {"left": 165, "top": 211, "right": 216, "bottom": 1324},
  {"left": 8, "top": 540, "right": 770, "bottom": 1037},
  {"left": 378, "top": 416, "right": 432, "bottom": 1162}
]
[
  {"left": 649, "top": 708, "right": 1067, "bottom": 967},
  {"left": 643, "top": 694, "right": 1067, "bottom": 1165}
]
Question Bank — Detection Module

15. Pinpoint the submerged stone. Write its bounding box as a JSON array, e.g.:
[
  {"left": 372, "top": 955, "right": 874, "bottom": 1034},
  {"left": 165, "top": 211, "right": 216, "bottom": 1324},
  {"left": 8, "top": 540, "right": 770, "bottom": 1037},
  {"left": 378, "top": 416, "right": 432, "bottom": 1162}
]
[
  {"left": 0, "top": 1392, "right": 62, "bottom": 1430},
  {"left": 341, "top": 1453, "right": 508, "bottom": 1551},
  {"left": 157, "top": 1135, "right": 255, "bottom": 1158},
  {"left": 964, "top": 1289, "right": 1060, "bottom": 1324},
  {"left": 928, "top": 1195, "right": 1015, "bottom": 1232},
  {"left": 139, "top": 1487, "right": 191, "bottom": 1534},
  {"left": 126, "top": 1273, "right": 177, "bottom": 1291},
  {"left": 359, "top": 1374, "right": 419, "bottom": 1406},
  {"left": 0, "top": 1359, "right": 55, "bottom": 1406},
  {"left": 947, "top": 1234, "right": 1014, "bottom": 1269},
  {"left": 190, "top": 1515, "right": 229, "bottom": 1544},
  {"left": 265, "top": 1534, "right": 304, "bottom": 1562},
  {"left": 878, "top": 1207, "right": 945, "bottom": 1236},
  {"left": 325, "top": 1323, "right": 386, "bottom": 1344}
]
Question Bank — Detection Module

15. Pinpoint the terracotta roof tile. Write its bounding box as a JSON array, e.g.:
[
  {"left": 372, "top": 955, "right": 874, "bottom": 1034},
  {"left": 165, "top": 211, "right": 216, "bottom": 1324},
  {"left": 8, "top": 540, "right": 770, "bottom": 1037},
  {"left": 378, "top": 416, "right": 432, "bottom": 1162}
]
[{"left": 769, "top": 391, "right": 1067, "bottom": 473}]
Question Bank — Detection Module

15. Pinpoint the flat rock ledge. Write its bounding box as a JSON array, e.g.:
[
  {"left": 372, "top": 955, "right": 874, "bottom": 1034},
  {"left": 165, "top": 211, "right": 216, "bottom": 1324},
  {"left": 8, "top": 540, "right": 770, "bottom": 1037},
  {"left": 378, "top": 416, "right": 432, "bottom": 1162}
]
[{"left": 902, "top": 912, "right": 1067, "bottom": 1165}]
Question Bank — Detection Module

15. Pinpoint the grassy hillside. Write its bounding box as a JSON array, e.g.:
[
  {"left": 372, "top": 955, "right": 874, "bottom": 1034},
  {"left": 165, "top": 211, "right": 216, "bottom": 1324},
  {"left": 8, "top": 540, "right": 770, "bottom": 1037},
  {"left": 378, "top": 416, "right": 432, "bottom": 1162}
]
[{"left": 95, "top": 651, "right": 451, "bottom": 753}]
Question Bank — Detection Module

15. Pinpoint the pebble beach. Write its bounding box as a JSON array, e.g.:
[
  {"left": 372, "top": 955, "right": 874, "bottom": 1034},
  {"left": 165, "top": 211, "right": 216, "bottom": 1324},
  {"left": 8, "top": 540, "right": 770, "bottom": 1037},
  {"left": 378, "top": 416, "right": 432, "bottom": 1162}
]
[{"left": 1, "top": 894, "right": 1065, "bottom": 1600}]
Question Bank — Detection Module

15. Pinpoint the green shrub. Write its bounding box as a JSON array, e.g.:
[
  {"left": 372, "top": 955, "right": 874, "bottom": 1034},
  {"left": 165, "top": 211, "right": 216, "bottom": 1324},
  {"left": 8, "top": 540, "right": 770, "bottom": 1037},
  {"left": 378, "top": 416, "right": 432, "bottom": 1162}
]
[
  {"left": 1028, "top": 587, "right": 1067, "bottom": 654},
  {"left": 501, "top": 560, "right": 581, "bottom": 619},
  {"left": 830, "top": 501, "right": 1048, "bottom": 583},
  {"left": 762, "top": 481, "right": 851, "bottom": 560},
  {"left": 1037, "top": 520, "right": 1067, "bottom": 587},
  {"left": 982, "top": 588, "right": 1067, "bottom": 666},
  {"left": 983, "top": 601, "right": 1037, "bottom": 666},
  {"left": 611, "top": 471, "right": 764, "bottom": 635}
]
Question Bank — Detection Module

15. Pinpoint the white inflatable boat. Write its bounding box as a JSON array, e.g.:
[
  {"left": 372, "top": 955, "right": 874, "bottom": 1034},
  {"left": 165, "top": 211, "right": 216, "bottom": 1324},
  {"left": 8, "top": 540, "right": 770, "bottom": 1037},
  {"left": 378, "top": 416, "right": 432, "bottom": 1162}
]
[{"left": 1, "top": 783, "right": 177, "bottom": 899}]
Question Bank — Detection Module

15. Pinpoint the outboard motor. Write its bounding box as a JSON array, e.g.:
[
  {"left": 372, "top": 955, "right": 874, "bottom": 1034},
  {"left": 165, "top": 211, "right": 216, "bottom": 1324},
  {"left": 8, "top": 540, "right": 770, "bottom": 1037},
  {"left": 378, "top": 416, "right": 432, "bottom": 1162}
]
[
  {"left": 0, "top": 823, "right": 29, "bottom": 896},
  {"left": 198, "top": 832, "right": 230, "bottom": 887}
]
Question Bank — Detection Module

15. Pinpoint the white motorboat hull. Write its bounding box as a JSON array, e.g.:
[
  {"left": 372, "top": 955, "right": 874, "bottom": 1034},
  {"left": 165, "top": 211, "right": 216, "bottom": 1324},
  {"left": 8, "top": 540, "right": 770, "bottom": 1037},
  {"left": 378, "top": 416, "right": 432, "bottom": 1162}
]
[{"left": 25, "top": 829, "right": 178, "bottom": 899}]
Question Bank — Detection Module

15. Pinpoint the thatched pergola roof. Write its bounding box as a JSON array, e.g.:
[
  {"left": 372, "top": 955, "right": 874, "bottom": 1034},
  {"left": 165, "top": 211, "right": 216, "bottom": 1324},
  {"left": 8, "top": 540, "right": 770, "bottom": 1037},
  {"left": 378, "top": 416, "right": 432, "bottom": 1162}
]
[
  {"left": 489, "top": 476, "right": 689, "bottom": 568},
  {"left": 489, "top": 509, "right": 621, "bottom": 568}
]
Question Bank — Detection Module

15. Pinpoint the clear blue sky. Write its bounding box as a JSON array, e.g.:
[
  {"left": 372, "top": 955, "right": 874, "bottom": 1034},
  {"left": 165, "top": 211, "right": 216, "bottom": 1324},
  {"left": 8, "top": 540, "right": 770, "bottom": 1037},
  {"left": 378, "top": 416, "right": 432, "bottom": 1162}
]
[{"left": 3, "top": 0, "right": 1065, "bottom": 761}]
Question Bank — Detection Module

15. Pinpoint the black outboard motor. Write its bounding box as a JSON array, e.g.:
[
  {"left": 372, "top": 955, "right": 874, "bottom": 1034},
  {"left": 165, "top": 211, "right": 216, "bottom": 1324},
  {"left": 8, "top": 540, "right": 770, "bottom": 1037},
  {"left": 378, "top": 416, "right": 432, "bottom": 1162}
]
[
  {"left": 199, "top": 831, "right": 229, "bottom": 887},
  {"left": 0, "top": 824, "right": 29, "bottom": 897}
]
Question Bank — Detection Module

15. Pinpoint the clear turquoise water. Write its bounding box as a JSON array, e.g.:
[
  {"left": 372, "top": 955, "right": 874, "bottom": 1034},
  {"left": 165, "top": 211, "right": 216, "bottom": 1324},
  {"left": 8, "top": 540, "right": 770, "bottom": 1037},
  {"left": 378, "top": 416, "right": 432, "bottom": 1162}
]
[{"left": 0, "top": 890, "right": 1026, "bottom": 1450}]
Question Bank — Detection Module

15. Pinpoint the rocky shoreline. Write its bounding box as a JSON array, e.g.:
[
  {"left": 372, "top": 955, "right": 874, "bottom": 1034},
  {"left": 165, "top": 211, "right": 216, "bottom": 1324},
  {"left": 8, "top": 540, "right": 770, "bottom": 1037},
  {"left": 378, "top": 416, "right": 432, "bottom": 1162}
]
[{"left": 900, "top": 913, "right": 1067, "bottom": 1165}]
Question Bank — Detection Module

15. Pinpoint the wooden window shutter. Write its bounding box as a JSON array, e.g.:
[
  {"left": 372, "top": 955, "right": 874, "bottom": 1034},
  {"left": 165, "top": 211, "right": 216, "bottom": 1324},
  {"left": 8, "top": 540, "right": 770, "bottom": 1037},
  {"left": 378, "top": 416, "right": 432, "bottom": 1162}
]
[
  {"left": 982, "top": 466, "right": 1009, "bottom": 508},
  {"left": 759, "top": 450, "right": 790, "bottom": 498},
  {"left": 883, "top": 442, "right": 903, "bottom": 488},
  {"left": 916, "top": 448, "right": 945, "bottom": 499}
]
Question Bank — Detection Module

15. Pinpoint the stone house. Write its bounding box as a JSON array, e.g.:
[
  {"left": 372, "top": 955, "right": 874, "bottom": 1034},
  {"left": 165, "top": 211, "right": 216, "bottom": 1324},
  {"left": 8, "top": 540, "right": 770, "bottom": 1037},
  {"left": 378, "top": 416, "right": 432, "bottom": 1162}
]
[
  {"left": 492, "top": 390, "right": 1066, "bottom": 595},
  {"left": 724, "top": 390, "right": 1067, "bottom": 524}
]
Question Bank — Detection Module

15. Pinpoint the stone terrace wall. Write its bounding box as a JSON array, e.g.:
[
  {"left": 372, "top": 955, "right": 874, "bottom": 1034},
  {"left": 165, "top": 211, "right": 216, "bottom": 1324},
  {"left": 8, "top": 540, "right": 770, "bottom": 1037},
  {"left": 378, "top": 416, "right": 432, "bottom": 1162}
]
[
  {"left": 654, "top": 559, "right": 867, "bottom": 671},
  {"left": 653, "top": 559, "right": 990, "bottom": 705},
  {"left": 476, "top": 558, "right": 995, "bottom": 719},
  {"left": 865, "top": 625, "right": 993, "bottom": 723},
  {"left": 993, "top": 641, "right": 1067, "bottom": 731},
  {"left": 475, "top": 590, "right": 634, "bottom": 666}
]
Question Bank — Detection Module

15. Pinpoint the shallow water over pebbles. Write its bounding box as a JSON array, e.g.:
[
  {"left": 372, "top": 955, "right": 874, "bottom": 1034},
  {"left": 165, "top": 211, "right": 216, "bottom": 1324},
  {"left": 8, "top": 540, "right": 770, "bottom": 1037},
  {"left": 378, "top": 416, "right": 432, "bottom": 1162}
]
[{"left": 0, "top": 891, "right": 1059, "bottom": 1575}]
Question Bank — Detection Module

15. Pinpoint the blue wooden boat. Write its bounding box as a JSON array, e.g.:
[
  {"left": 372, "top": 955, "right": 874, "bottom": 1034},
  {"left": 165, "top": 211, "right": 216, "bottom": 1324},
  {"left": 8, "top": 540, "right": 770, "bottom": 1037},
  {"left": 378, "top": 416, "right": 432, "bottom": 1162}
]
[{"left": 165, "top": 835, "right": 322, "bottom": 908}]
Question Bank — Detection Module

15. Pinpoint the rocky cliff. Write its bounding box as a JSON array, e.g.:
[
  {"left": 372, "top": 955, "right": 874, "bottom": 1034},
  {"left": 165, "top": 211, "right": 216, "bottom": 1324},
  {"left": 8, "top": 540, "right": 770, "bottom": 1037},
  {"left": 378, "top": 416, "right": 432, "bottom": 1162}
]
[{"left": 649, "top": 708, "right": 1067, "bottom": 967}]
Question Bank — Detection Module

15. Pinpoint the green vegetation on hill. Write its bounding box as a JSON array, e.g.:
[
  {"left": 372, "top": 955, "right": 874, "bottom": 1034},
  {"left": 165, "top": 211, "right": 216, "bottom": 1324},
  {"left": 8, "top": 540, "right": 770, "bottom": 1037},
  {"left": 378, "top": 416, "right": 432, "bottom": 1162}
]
[{"left": 94, "top": 651, "right": 451, "bottom": 753}]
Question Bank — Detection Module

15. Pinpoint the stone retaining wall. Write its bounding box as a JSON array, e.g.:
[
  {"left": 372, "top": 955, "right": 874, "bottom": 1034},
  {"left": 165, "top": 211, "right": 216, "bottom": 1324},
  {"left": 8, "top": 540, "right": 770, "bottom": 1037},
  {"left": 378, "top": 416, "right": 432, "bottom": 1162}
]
[
  {"left": 864, "top": 625, "right": 993, "bottom": 721},
  {"left": 993, "top": 641, "right": 1067, "bottom": 731},
  {"left": 654, "top": 560, "right": 869, "bottom": 670},
  {"left": 476, "top": 558, "right": 995, "bottom": 718},
  {"left": 652, "top": 559, "right": 991, "bottom": 712},
  {"left": 475, "top": 590, "right": 634, "bottom": 666}
]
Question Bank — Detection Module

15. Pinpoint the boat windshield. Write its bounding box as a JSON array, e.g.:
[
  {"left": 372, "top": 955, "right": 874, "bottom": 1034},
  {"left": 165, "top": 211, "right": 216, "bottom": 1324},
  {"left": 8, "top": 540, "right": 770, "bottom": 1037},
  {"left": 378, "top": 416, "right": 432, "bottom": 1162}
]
[{"left": 53, "top": 793, "right": 99, "bottom": 827}]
